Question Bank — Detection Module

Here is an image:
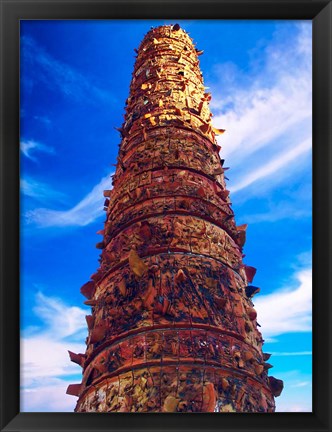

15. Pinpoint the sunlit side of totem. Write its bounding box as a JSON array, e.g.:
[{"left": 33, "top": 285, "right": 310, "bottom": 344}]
[{"left": 67, "top": 24, "right": 283, "bottom": 412}]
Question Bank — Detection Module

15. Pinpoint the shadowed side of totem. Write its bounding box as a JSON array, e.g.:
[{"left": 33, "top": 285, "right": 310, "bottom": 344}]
[{"left": 67, "top": 24, "right": 283, "bottom": 413}]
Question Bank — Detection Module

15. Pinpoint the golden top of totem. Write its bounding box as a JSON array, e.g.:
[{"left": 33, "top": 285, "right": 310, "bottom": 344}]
[{"left": 119, "top": 23, "right": 224, "bottom": 153}]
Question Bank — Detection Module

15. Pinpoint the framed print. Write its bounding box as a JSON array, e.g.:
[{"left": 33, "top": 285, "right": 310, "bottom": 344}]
[{"left": 1, "top": 1, "right": 331, "bottom": 431}]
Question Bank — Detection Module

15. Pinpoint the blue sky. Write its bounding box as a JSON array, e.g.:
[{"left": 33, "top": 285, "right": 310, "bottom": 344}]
[{"left": 20, "top": 20, "right": 312, "bottom": 412}]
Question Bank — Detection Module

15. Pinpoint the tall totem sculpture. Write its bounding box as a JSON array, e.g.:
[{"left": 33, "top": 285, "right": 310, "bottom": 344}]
[{"left": 67, "top": 24, "right": 283, "bottom": 413}]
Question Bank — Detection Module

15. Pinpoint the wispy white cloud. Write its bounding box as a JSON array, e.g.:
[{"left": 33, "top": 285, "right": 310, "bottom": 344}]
[
  {"left": 21, "top": 36, "right": 113, "bottom": 105},
  {"left": 21, "top": 379, "right": 79, "bottom": 412},
  {"left": 230, "top": 138, "right": 311, "bottom": 193},
  {"left": 21, "top": 177, "right": 67, "bottom": 203},
  {"left": 21, "top": 336, "right": 84, "bottom": 387},
  {"left": 255, "top": 267, "right": 312, "bottom": 338},
  {"left": 270, "top": 351, "right": 312, "bottom": 357},
  {"left": 32, "top": 292, "right": 87, "bottom": 339},
  {"left": 25, "top": 174, "right": 112, "bottom": 228},
  {"left": 20, "top": 139, "right": 54, "bottom": 162},
  {"left": 210, "top": 23, "right": 312, "bottom": 194},
  {"left": 21, "top": 292, "right": 88, "bottom": 411},
  {"left": 274, "top": 370, "right": 312, "bottom": 412},
  {"left": 290, "top": 381, "right": 311, "bottom": 388}
]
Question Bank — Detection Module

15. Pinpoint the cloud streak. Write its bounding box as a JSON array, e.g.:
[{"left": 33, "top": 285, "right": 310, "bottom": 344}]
[
  {"left": 21, "top": 379, "right": 79, "bottom": 412},
  {"left": 210, "top": 23, "right": 312, "bottom": 194},
  {"left": 25, "top": 174, "right": 112, "bottom": 228},
  {"left": 274, "top": 370, "right": 312, "bottom": 412},
  {"left": 21, "top": 177, "right": 67, "bottom": 203},
  {"left": 32, "top": 292, "right": 87, "bottom": 339},
  {"left": 21, "top": 36, "right": 113, "bottom": 105},
  {"left": 230, "top": 138, "right": 311, "bottom": 193},
  {"left": 270, "top": 351, "right": 312, "bottom": 357},
  {"left": 254, "top": 268, "right": 312, "bottom": 338},
  {"left": 20, "top": 139, "right": 54, "bottom": 162},
  {"left": 21, "top": 292, "right": 88, "bottom": 411}
]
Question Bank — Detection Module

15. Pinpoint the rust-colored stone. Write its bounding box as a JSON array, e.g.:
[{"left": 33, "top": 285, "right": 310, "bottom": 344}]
[{"left": 68, "top": 24, "right": 283, "bottom": 412}]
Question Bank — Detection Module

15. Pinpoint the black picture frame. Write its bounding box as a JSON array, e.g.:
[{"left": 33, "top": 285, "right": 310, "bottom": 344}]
[{"left": 1, "top": 0, "right": 331, "bottom": 431}]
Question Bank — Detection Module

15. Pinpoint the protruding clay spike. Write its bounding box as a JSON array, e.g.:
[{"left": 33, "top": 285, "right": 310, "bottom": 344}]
[
  {"left": 263, "top": 353, "right": 272, "bottom": 361},
  {"left": 244, "top": 265, "right": 257, "bottom": 283},
  {"left": 80, "top": 281, "right": 95, "bottom": 299},
  {"left": 237, "top": 224, "right": 248, "bottom": 231},
  {"left": 245, "top": 285, "right": 260, "bottom": 298},
  {"left": 212, "top": 127, "right": 225, "bottom": 135},
  {"left": 89, "top": 322, "right": 107, "bottom": 344},
  {"left": 237, "top": 230, "right": 246, "bottom": 248},
  {"left": 175, "top": 269, "right": 186, "bottom": 283},
  {"left": 103, "top": 189, "right": 112, "bottom": 197},
  {"left": 264, "top": 363, "right": 273, "bottom": 370},
  {"left": 247, "top": 307, "right": 257, "bottom": 321},
  {"left": 68, "top": 351, "right": 85, "bottom": 366},
  {"left": 66, "top": 384, "right": 81, "bottom": 396},
  {"left": 90, "top": 271, "right": 102, "bottom": 282},
  {"left": 85, "top": 315, "right": 95, "bottom": 330},
  {"left": 84, "top": 299, "right": 97, "bottom": 306},
  {"left": 217, "top": 189, "right": 230, "bottom": 200},
  {"left": 269, "top": 376, "right": 284, "bottom": 397}
]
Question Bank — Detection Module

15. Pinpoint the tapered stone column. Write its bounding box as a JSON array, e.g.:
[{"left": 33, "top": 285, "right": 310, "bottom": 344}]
[{"left": 67, "top": 24, "right": 283, "bottom": 413}]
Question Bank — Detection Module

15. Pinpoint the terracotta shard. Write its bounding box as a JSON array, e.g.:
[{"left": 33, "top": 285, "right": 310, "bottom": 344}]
[
  {"left": 244, "top": 265, "right": 257, "bottom": 283},
  {"left": 80, "top": 281, "right": 95, "bottom": 299},
  {"left": 243, "top": 351, "right": 254, "bottom": 361},
  {"left": 138, "top": 222, "right": 152, "bottom": 241},
  {"left": 202, "top": 383, "right": 216, "bottom": 412},
  {"left": 269, "top": 377, "right": 284, "bottom": 397},
  {"left": 220, "top": 377, "right": 229, "bottom": 391},
  {"left": 264, "top": 363, "right": 273, "bottom": 370},
  {"left": 143, "top": 278, "right": 156, "bottom": 309},
  {"left": 68, "top": 351, "right": 85, "bottom": 367},
  {"left": 128, "top": 249, "right": 148, "bottom": 277},
  {"left": 163, "top": 395, "right": 180, "bottom": 412},
  {"left": 237, "top": 224, "right": 248, "bottom": 231},
  {"left": 255, "top": 364, "right": 264, "bottom": 375},
  {"left": 84, "top": 299, "right": 97, "bottom": 306},
  {"left": 247, "top": 307, "right": 257, "bottom": 321},
  {"left": 175, "top": 269, "right": 186, "bottom": 283},
  {"left": 85, "top": 315, "right": 95, "bottom": 330},
  {"left": 212, "top": 127, "right": 226, "bottom": 135},
  {"left": 245, "top": 285, "right": 260, "bottom": 298},
  {"left": 215, "top": 296, "right": 227, "bottom": 308},
  {"left": 66, "top": 384, "right": 81, "bottom": 396},
  {"left": 90, "top": 322, "right": 107, "bottom": 344}
]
